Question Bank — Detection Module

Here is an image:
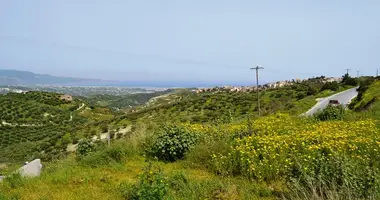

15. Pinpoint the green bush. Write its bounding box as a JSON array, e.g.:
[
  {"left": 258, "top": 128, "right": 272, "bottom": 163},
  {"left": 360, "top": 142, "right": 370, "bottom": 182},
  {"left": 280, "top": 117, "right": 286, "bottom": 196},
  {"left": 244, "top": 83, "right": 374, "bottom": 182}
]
[
  {"left": 76, "top": 139, "right": 95, "bottom": 159},
  {"left": 321, "top": 81, "right": 339, "bottom": 91},
  {"left": 80, "top": 146, "right": 125, "bottom": 167},
  {"left": 120, "top": 163, "right": 168, "bottom": 200},
  {"left": 342, "top": 74, "right": 358, "bottom": 86},
  {"left": 186, "top": 133, "right": 232, "bottom": 171},
  {"left": 72, "top": 136, "right": 79, "bottom": 144},
  {"left": 168, "top": 171, "right": 189, "bottom": 191},
  {"left": 314, "top": 105, "right": 345, "bottom": 121},
  {"left": 146, "top": 124, "right": 199, "bottom": 162}
]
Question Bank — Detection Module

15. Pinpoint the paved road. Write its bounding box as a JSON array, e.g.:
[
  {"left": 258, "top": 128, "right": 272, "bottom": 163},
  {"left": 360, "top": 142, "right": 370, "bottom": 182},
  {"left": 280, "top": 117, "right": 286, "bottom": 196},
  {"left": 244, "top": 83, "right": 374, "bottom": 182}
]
[{"left": 304, "top": 87, "right": 359, "bottom": 116}]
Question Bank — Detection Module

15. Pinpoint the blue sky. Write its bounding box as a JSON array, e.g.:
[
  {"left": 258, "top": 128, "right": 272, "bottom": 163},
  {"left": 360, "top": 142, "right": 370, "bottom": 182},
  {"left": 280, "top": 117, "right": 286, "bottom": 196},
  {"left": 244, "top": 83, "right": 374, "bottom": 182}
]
[{"left": 1, "top": 0, "right": 379, "bottom": 84}]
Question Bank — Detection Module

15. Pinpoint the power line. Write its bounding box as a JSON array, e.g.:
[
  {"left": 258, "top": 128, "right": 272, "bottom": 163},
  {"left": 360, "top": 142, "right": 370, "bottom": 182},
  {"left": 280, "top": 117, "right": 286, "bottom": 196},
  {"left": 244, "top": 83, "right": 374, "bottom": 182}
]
[{"left": 250, "top": 66, "right": 264, "bottom": 117}]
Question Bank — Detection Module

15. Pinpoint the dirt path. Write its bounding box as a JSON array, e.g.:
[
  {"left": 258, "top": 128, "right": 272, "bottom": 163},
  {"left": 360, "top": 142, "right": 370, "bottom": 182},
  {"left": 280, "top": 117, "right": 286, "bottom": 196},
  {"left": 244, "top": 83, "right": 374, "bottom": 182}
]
[
  {"left": 1, "top": 121, "right": 41, "bottom": 127},
  {"left": 92, "top": 126, "right": 132, "bottom": 141},
  {"left": 67, "top": 125, "right": 132, "bottom": 152},
  {"left": 76, "top": 103, "right": 85, "bottom": 111}
]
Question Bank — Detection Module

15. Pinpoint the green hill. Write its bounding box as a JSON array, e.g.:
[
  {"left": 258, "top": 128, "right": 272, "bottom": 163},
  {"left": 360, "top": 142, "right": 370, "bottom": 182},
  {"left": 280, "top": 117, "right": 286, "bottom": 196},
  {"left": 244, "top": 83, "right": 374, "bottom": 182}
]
[
  {"left": 0, "top": 77, "right": 357, "bottom": 162},
  {"left": 351, "top": 78, "right": 380, "bottom": 110},
  {"left": 115, "top": 79, "right": 352, "bottom": 124},
  {"left": 79, "top": 89, "right": 174, "bottom": 110}
]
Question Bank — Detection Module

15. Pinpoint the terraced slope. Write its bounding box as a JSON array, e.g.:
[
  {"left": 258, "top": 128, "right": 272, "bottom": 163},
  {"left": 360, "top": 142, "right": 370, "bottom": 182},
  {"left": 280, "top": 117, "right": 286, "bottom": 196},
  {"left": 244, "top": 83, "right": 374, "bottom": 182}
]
[{"left": 0, "top": 92, "right": 86, "bottom": 162}]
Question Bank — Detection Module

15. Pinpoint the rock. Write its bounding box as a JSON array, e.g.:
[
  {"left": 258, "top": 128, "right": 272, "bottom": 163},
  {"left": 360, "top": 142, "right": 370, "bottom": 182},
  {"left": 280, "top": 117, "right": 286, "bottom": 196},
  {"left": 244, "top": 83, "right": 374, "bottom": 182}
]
[{"left": 18, "top": 159, "right": 42, "bottom": 177}]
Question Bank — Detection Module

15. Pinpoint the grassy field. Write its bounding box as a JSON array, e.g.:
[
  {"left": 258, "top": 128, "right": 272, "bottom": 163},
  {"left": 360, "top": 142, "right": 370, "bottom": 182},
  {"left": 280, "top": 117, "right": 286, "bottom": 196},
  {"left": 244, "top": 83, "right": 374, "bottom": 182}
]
[
  {"left": 2, "top": 109, "right": 380, "bottom": 199},
  {"left": 0, "top": 155, "right": 277, "bottom": 200}
]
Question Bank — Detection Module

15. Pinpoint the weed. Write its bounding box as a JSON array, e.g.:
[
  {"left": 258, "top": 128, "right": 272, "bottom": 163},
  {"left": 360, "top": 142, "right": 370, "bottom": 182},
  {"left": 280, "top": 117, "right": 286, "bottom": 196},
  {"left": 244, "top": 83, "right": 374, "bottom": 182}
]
[
  {"left": 3, "top": 173, "right": 24, "bottom": 189},
  {"left": 120, "top": 162, "right": 168, "bottom": 200},
  {"left": 80, "top": 145, "right": 126, "bottom": 167}
]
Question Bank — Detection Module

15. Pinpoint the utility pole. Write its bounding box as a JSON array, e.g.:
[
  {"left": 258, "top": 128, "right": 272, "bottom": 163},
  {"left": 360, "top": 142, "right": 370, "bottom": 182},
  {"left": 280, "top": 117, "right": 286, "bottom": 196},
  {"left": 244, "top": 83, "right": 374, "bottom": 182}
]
[
  {"left": 377, "top": 69, "right": 379, "bottom": 77},
  {"left": 107, "top": 127, "right": 111, "bottom": 147},
  {"left": 345, "top": 68, "right": 351, "bottom": 76},
  {"left": 250, "top": 66, "right": 264, "bottom": 117},
  {"left": 357, "top": 70, "right": 360, "bottom": 78}
]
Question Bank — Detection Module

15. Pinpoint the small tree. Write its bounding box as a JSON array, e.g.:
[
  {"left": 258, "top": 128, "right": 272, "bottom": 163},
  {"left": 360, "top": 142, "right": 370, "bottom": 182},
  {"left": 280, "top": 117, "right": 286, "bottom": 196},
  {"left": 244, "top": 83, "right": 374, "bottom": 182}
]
[
  {"left": 146, "top": 125, "right": 199, "bottom": 162},
  {"left": 61, "top": 133, "right": 72, "bottom": 145},
  {"left": 314, "top": 105, "right": 345, "bottom": 121},
  {"left": 307, "top": 86, "right": 318, "bottom": 96},
  {"left": 321, "top": 81, "right": 339, "bottom": 91},
  {"left": 76, "top": 139, "right": 95, "bottom": 159},
  {"left": 342, "top": 74, "right": 358, "bottom": 86},
  {"left": 101, "top": 126, "right": 108, "bottom": 133}
]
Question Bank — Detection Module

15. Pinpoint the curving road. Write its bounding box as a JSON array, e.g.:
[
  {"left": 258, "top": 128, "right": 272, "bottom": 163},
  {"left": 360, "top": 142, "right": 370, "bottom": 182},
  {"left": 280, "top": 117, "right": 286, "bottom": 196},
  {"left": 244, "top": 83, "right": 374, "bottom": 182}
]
[{"left": 304, "top": 87, "right": 359, "bottom": 116}]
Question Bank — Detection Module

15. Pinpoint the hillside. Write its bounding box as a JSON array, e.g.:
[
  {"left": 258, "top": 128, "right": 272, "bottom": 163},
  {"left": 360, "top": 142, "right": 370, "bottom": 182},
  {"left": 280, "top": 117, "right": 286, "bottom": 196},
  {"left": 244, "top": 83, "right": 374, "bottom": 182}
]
[
  {"left": 115, "top": 78, "right": 353, "bottom": 124},
  {"left": 3, "top": 75, "right": 379, "bottom": 200},
  {"left": 350, "top": 78, "right": 380, "bottom": 110},
  {"left": 80, "top": 89, "right": 174, "bottom": 110},
  {"left": 2, "top": 112, "right": 380, "bottom": 199},
  {"left": 0, "top": 91, "right": 114, "bottom": 162},
  {"left": 344, "top": 77, "right": 380, "bottom": 120}
]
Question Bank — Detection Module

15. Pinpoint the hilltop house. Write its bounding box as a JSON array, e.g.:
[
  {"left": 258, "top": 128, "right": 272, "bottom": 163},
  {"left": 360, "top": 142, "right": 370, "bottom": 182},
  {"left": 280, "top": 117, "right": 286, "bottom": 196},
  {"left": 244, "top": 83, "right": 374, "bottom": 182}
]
[{"left": 60, "top": 94, "right": 73, "bottom": 101}]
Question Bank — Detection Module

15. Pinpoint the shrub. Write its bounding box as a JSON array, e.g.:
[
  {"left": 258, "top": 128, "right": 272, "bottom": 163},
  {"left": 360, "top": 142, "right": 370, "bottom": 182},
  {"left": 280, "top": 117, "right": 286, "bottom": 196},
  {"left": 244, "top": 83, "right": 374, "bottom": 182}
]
[
  {"left": 146, "top": 124, "right": 199, "bottom": 162},
  {"left": 80, "top": 146, "right": 125, "bottom": 167},
  {"left": 314, "top": 105, "right": 345, "bottom": 121},
  {"left": 185, "top": 124, "right": 234, "bottom": 170},
  {"left": 286, "top": 155, "right": 380, "bottom": 199},
  {"left": 120, "top": 163, "right": 168, "bottom": 200},
  {"left": 61, "top": 133, "right": 72, "bottom": 145},
  {"left": 306, "top": 86, "right": 318, "bottom": 96},
  {"left": 342, "top": 74, "right": 358, "bottom": 86},
  {"left": 72, "top": 136, "right": 79, "bottom": 144},
  {"left": 168, "top": 171, "right": 189, "bottom": 191},
  {"left": 101, "top": 126, "right": 108, "bottom": 133},
  {"left": 211, "top": 114, "right": 380, "bottom": 197},
  {"left": 76, "top": 139, "right": 95, "bottom": 159},
  {"left": 321, "top": 81, "right": 339, "bottom": 91},
  {"left": 116, "top": 132, "right": 123, "bottom": 139}
]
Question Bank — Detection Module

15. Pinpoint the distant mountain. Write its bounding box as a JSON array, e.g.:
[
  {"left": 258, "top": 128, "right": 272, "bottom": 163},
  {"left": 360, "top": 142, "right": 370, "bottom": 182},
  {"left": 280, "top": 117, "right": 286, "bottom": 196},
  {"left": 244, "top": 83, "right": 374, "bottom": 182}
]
[
  {"left": 0, "top": 70, "right": 108, "bottom": 86},
  {"left": 0, "top": 69, "right": 254, "bottom": 87}
]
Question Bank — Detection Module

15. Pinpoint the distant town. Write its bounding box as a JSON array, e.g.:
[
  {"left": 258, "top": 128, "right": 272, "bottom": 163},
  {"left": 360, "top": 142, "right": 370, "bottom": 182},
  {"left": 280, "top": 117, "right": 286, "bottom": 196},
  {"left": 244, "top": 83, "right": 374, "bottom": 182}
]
[{"left": 194, "top": 76, "right": 343, "bottom": 93}]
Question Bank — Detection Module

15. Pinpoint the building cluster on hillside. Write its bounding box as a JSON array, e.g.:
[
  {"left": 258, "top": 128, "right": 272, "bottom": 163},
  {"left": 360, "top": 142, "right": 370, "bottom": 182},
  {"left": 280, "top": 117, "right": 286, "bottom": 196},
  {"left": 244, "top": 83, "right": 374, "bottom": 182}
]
[
  {"left": 0, "top": 87, "right": 28, "bottom": 94},
  {"left": 194, "top": 77, "right": 343, "bottom": 93}
]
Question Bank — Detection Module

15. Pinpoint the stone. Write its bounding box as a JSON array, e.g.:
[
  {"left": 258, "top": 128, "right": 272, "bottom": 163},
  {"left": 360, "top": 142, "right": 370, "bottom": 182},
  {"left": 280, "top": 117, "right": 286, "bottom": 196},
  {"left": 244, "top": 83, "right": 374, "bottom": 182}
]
[{"left": 18, "top": 159, "right": 43, "bottom": 177}]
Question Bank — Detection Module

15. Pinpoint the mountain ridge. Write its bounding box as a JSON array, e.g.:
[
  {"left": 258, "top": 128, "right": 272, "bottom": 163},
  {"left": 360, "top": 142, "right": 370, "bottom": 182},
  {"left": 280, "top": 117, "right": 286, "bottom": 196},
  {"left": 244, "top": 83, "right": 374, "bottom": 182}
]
[
  {"left": 0, "top": 69, "right": 105, "bottom": 86},
  {"left": 0, "top": 69, "right": 257, "bottom": 87}
]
